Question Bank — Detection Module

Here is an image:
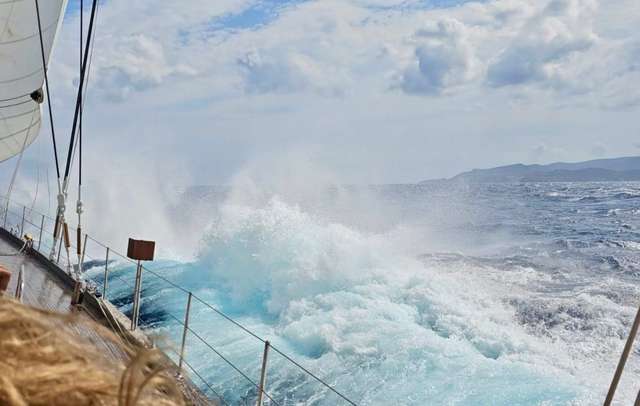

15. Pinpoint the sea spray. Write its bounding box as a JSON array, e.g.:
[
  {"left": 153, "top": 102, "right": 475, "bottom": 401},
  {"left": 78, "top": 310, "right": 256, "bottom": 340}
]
[{"left": 85, "top": 182, "right": 640, "bottom": 404}]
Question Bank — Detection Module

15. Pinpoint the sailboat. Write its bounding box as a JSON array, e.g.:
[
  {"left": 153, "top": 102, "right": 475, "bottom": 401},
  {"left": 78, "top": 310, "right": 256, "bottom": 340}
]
[
  {"left": 2, "top": 1, "right": 640, "bottom": 405},
  {"left": 0, "top": 1, "right": 216, "bottom": 404}
]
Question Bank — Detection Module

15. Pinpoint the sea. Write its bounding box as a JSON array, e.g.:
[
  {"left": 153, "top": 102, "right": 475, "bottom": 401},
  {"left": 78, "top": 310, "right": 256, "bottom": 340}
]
[{"left": 84, "top": 181, "right": 640, "bottom": 405}]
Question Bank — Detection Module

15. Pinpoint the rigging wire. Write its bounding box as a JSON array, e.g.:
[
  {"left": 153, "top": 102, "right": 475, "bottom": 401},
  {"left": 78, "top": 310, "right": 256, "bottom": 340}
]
[
  {"left": 51, "top": 0, "right": 99, "bottom": 263},
  {"left": 62, "top": 0, "right": 98, "bottom": 180},
  {"left": 79, "top": 0, "right": 83, "bottom": 189},
  {"left": 69, "top": 0, "right": 100, "bottom": 174},
  {"left": 34, "top": 0, "right": 61, "bottom": 185},
  {"left": 76, "top": 0, "right": 85, "bottom": 264}
]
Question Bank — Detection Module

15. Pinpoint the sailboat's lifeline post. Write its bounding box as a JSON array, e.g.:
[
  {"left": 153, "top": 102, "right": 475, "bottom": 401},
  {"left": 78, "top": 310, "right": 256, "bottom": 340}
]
[{"left": 127, "top": 238, "right": 155, "bottom": 330}]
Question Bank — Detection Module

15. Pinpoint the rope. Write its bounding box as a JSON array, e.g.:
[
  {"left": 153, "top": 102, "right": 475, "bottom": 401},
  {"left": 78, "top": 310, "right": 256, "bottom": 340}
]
[{"left": 34, "top": 0, "right": 61, "bottom": 181}]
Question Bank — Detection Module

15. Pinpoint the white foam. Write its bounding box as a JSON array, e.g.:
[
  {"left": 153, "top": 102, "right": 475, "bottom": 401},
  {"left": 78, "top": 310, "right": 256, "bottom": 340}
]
[{"left": 180, "top": 197, "right": 627, "bottom": 404}]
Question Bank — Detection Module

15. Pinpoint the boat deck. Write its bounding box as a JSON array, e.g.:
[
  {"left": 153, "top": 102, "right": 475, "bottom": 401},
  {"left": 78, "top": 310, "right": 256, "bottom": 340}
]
[
  {"left": 0, "top": 230, "right": 212, "bottom": 405},
  {"left": 0, "top": 231, "right": 132, "bottom": 359},
  {"left": 1, "top": 234, "right": 75, "bottom": 312}
]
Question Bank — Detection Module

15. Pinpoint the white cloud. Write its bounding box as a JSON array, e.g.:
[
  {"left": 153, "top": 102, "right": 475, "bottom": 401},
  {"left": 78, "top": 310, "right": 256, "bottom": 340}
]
[
  {"left": 237, "top": 49, "right": 348, "bottom": 96},
  {"left": 592, "top": 39, "right": 640, "bottom": 109},
  {"left": 52, "top": 0, "right": 253, "bottom": 103},
  {"left": 487, "top": 0, "right": 598, "bottom": 89},
  {"left": 30, "top": 0, "right": 640, "bottom": 194},
  {"left": 94, "top": 34, "right": 196, "bottom": 102},
  {"left": 399, "top": 18, "right": 477, "bottom": 95}
]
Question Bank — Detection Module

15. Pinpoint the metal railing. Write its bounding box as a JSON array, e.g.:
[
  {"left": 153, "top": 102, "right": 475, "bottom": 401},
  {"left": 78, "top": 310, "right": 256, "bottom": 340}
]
[{"left": 0, "top": 196, "right": 358, "bottom": 406}]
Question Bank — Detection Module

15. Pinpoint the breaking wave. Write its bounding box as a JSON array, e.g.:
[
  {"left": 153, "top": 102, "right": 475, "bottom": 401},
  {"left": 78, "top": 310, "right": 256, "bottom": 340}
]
[{"left": 87, "top": 182, "right": 640, "bottom": 405}]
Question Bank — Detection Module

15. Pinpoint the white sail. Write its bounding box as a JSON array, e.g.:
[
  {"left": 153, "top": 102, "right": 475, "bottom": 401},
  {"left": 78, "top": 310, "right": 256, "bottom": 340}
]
[{"left": 0, "top": 0, "right": 68, "bottom": 163}]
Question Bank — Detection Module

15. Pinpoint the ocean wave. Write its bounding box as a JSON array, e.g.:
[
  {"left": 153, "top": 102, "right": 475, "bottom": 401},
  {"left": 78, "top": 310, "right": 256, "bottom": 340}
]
[{"left": 84, "top": 183, "right": 640, "bottom": 404}]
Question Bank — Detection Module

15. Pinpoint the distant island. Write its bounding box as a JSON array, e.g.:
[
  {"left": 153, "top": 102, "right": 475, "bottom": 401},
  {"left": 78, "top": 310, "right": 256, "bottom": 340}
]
[{"left": 422, "top": 156, "right": 640, "bottom": 183}]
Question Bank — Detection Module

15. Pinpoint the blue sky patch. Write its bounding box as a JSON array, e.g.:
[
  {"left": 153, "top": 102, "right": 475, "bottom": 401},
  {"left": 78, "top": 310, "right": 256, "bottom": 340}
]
[
  {"left": 211, "top": 0, "right": 310, "bottom": 31},
  {"left": 210, "top": 0, "right": 482, "bottom": 32}
]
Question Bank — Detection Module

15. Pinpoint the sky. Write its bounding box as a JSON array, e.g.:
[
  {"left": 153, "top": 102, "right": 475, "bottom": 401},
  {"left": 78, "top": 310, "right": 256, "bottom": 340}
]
[{"left": 8, "top": 0, "right": 640, "bottom": 190}]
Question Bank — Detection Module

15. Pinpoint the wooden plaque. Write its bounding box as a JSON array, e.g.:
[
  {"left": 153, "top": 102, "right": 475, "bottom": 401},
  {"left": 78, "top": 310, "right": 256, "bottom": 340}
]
[{"left": 127, "top": 238, "right": 155, "bottom": 261}]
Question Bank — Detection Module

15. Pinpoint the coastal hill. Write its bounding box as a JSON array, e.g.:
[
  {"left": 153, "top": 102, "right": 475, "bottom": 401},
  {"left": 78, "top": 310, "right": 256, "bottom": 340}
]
[{"left": 423, "top": 156, "right": 640, "bottom": 183}]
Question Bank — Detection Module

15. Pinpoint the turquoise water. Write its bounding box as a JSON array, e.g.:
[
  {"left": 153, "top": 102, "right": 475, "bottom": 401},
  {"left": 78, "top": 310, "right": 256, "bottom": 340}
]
[{"left": 86, "top": 182, "right": 640, "bottom": 405}]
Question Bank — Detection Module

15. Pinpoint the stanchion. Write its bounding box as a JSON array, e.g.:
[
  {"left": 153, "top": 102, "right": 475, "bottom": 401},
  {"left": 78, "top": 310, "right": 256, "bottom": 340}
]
[
  {"left": 103, "top": 247, "right": 110, "bottom": 299},
  {"left": 56, "top": 236, "right": 62, "bottom": 263},
  {"left": 179, "top": 292, "right": 193, "bottom": 372},
  {"left": 19, "top": 206, "right": 25, "bottom": 236},
  {"left": 256, "top": 340, "right": 271, "bottom": 406},
  {"left": 79, "top": 233, "right": 88, "bottom": 272},
  {"left": 127, "top": 238, "right": 155, "bottom": 331},
  {"left": 131, "top": 259, "right": 143, "bottom": 330},
  {"left": 37, "top": 214, "right": 45, "bottom": 251},
  {"left": 605, "top": 303, "right": 640, "bottom": 405},
  {"left": 15, "top": 265, "right": 24, "bottom": 301}
]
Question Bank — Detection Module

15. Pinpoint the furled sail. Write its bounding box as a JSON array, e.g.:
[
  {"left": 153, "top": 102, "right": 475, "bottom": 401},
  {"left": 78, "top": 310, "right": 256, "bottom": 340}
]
[{"left": 0, "top": 0, "right": 68, "bottom": 163}]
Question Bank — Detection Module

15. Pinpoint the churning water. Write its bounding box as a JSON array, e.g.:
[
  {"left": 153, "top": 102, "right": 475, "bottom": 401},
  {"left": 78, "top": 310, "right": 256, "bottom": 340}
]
[{"left": 86, "top": 182, "right": 640, "bottom": 405}]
